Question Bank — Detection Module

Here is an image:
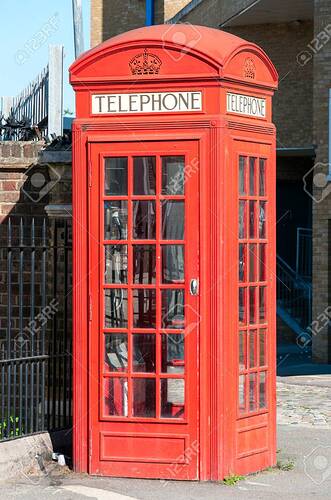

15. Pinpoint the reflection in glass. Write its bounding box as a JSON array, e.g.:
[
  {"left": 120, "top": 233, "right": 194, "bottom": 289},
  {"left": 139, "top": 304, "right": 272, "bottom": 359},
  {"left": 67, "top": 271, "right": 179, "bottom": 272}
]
[
  {"left": 249, "top": 157, "right": 256, "bottom": 195},
  {"left": 239, "top": 374, "right": 246, "bottom": 413},
  {"left": 105, "top": 157, "right": 128, "bottom": 195},
  {"left": 105, "top": 245, "right": 128, "bottom": 283},
  {"left": 239, "top": 156, "right": 246, "bottom": 195},
  {"left": 239, "top": 200, "right": 246, "bottom": 239},
  {"left": 161, "top": 334, "right": 185, "bottom": 373},
  {"left": 259, "top": 244, "right": 266, "bottom": 281},
  {"left": 161, "top": 379, "right": 185, "bottom": 418},
  {"left": 259, "top": 329, "right": 266, "bottom": 366},
  {"left": 239, "top": 243, "right": 246, "bottom": 282},
  {"left": 162, "top": 156, "right": 185, "bottom": 195},
  {"left": 249, "top": 200, "right": 256, "bottom": 239},
  {"left": 162, "top": 289, "right": 185, "bottom": 329},
  {"left": 104, "top": 201, "right": 128, "bottom": 240},
  {"left": 162, "top": 245, "right": 184, "bottom": 283},
  {"left": 249, "top": 286, "right": 256, "bottom": 324},
  {"left": 133, "top": 334, "right": 156, "bottom": 372},
  {"left": 105, "top": 334, "right": 128, "bottom": 372},
  {"left": 105, "top": 289, "right": 128, "bottom": 328},
  {"left": 259, "top": 372, "right": 267, "bottom": 408},
  {"left": 249, "top": 372, "right": 257, "bottom": 411},
  {"left": 132, "top": 378, "right": 156, "bottom": 417},
  {"left": 133, "top": 245, "right": 156, "bottom": 284},
  {"left": 249, "top": 244, "right": 257, "bottom": 282},
  {"left": 239, "top": 331, "right": 246, "bottom": 371},
  {"left": 133, "top": 201, "right": 156, "bottom": 239},
  {"left": 162, "top": 201, "right": 184, "bottom": 240},
  {"left": 259, "top": 286, "right": 266, "bottom": 322},
  {"left": 249, "top": 330, "right": 257, "bottom": 368},
  {"left": 259, "top": 202, "right": 266, "bottom": 238},
  {"left": 239, "top": 287, "right": 246, "bottom": 325},
  {"left": 133, "top": 289, "right": 156, "bottom": 328},
  {"left": 259, "top": 159, "right": 266, "bottom": 196},
  {"left": 104, "top": 377, "right": 128, "bottom": 416},
  {"left": 133, "top": 157, "right": 156, "bottom": 195}
]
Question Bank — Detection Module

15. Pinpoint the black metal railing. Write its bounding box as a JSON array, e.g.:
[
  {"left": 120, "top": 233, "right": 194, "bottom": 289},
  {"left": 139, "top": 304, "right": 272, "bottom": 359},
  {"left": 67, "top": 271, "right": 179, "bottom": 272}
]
[{"left": 0, "top": 216, "right": 72, "bottom": 441}]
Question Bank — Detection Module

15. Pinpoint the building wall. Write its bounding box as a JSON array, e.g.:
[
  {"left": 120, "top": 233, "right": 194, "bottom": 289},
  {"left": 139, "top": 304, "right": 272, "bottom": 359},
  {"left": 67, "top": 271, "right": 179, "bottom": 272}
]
[
  {"left": 311, "top": 0, "right": 331, "bottom": 362},
  {"left": 178, "top": 2, "right": 314, "bottom": 150},
  {"left": 90, "top": 0, "right": 192, "bottom": 47}
]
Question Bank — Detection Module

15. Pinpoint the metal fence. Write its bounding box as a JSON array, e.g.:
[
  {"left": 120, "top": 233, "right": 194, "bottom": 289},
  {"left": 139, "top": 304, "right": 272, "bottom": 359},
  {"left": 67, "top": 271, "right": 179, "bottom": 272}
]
[
  {"left": 296, "top": 227, "right": 312, "bottom": 280},
  {"left": 0, "top": 216, "right": 72, "bottom": 441},
  {"left": 0, "top": 45, "right": 64, "bottom": 141}
]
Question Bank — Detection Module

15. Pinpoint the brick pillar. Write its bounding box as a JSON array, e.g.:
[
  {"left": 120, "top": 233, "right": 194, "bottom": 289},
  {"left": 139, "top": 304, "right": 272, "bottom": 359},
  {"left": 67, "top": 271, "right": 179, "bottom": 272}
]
[{"left": 312, "top": 0, "right": 331, "bottom": 362}]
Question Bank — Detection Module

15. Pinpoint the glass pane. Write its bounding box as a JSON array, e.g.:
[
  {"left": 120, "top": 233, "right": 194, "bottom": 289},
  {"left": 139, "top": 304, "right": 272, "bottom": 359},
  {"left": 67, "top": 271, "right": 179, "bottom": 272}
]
[
  {"left": 259, "top": 159, "right": 266, "bottom": 196},
  {"left": 104, "top": 201, "right": 128, "bottom": 240},
  {"left": 133, "top": 289, "right": 156, "bottom": 328},
  {"left": 162, "top": 201, "right": 184, "bottom": 240},
  {"left": 132, "top": 378, "right": 156, "bottom": 417},
  {"left": 105, "top": 333, "right": 128, "bottom": 372},
  {"left": 104, "top": 377, "right": 128, "bottom": 416},
  {"left": 249, "top": 244, "right": 257, "bottom": 282},
  {"left": 105, "top": 245, "right": 128, "bottom": 284},
  {"left": 249, "top": 157, "right": 256, "bottom": 195},
  {"left": 259, "top": 329, "right": 266, "bottom": 366},
  {"left": 239, "top": 331, "right": 246, "bottom": 371},
  {"left": 105, "top": 289, "right": 128, "bottom": 328},
  {"left": 239, "top": 156, "right": 246, "bottom": 195},
  {"left": 249, "top": 286, "right": 256, "bottom": 324},
  {"left": 133, "top": 201, "right": 156, "bottom": 240},
  {"left": 239, "top": 243, "right": 246, "bottom": 282},
  {"left": 161, "top": 334, "right": 185, "bottom": 373},
  {"left": 249, "top": 373, "right": 257, "bottom": 411},
  {"left": 133, "top": 245, "right": 156, "bottom": 284},
  {"left": 259, "top": 286, "right": 266, "bottom": 322},
  {"left": 259, "top": 372, "right": 267, "bottom": 409},
  {"left": 239, "top": 200, "right": 246, "bottom": 239},
  {"left": 259, "top": 202, "right": 266, "bottom": 238},
  {"left": 162, "top": 245, "right": 184, "bottom": 283},
  {"left": 259, "top": 244, "right": 266, "bottom": 281},
  {"left": 162, "top": 156, "right": 185, "bottom": 195},
  {"left": 133, "top": 157, "right": 156, "bottom": 195},
  {"left": 239, "top": 374, "right": 246, "bottom": 414},
  {"left": 249, "top": 200, "right": 256, "bottom": 238},
  {"left": 105, "top": 157, "right": 127, "bottom": 195},
  {"left": 239, "top": 287, "right": 246, "bottom": 325},
  {"left": 161, "top": 379, "right": 185, "bottom": 418},
  {"left": 249, "top": 330, "right": 257, "bottom": 368},
  {"left": 133, "top": 334, "right": 156, "bottom": 373},
  {"left": 162, "top": 289, "right": 185, "bottom": 329}
]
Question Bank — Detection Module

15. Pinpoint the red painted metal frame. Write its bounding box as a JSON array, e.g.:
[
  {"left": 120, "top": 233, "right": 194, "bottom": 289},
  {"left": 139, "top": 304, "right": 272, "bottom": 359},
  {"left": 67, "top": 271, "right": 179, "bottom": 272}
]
[
  {"left": 88, "top": 140, "right": 200, "bottom": 478},
  {"left": 70, "top": 24, "right": 278, "bottom": 480}
]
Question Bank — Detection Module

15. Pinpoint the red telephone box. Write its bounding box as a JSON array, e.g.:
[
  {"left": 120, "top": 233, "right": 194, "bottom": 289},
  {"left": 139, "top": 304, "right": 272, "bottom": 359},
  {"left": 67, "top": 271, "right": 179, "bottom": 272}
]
[{"left": 70, "top": 24, "right": 278, "bottom": 480}]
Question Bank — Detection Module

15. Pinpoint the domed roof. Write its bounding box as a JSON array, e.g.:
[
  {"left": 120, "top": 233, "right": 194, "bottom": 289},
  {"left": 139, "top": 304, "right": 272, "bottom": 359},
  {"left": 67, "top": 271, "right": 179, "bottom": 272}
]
[{"left": 70, "top": 24, "right": 277, "bottom": 88}]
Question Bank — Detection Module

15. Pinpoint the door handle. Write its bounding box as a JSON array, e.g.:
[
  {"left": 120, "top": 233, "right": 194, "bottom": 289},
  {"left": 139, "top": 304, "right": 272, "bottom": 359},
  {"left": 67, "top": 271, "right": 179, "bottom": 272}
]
[{"left": 190, "top": 278, "right": 199, "bottom": 296}]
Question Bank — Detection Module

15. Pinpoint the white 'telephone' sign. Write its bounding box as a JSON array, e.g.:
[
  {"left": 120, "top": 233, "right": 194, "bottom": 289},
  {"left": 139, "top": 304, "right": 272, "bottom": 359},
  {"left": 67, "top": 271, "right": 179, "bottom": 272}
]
[
  {"left": 92, "top": 91, "right": 202, "bottom": 114},
  {"left": 227, "top": 92, "right": 266, "bottom": 118}
]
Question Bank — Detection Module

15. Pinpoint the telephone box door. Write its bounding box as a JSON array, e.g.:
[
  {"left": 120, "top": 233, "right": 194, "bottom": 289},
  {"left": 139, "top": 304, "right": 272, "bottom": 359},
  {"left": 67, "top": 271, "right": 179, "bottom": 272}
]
[{"left": 88, "top": 140, "right": 200, "bottom": 479}]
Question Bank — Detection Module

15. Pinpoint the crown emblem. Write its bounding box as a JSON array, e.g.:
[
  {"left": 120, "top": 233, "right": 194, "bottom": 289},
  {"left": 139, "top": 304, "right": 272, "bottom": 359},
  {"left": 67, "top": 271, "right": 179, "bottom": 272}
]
[
  {"left": 243, "top": 57, "right": 256, "bottom": 79},
  {"left": 129, "top": 48, "right": 162, "bottom": 75}
]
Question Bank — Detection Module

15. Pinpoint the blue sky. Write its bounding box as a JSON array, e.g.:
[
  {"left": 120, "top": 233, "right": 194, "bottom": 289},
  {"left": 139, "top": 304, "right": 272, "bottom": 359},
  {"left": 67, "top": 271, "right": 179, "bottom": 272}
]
[{"left": 1, "top": 0, "right": 91, "bottom": 114}]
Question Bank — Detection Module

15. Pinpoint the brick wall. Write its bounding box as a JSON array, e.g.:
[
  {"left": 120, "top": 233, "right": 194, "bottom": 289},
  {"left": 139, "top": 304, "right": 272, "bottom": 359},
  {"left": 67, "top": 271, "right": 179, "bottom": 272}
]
[{"left": 311, "top": 0, "right": 331, "bottom": 362}]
